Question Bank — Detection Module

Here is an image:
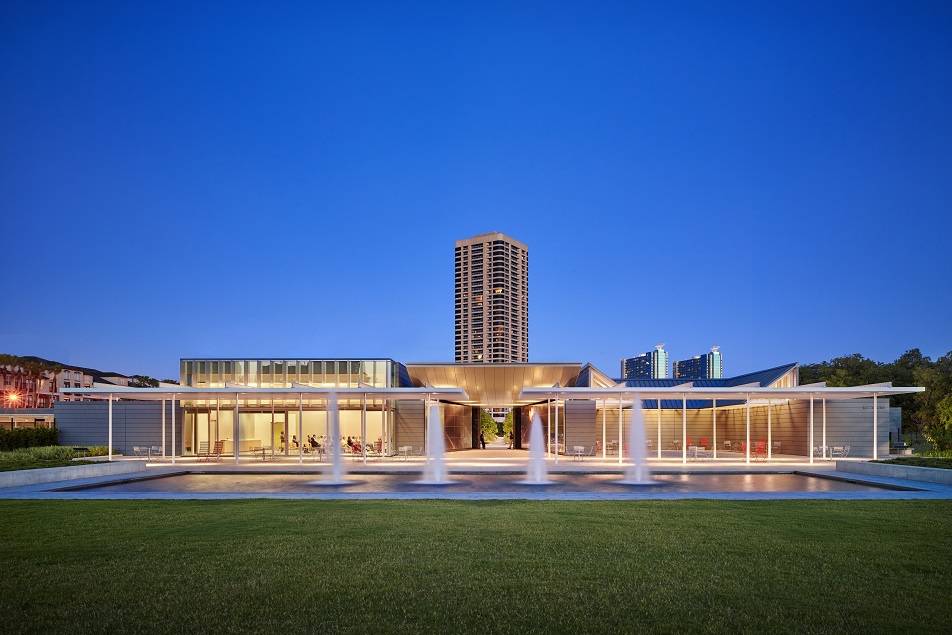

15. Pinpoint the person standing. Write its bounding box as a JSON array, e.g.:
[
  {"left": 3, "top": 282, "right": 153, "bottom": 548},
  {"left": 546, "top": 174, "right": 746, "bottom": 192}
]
[{"left": 479, "top": 431, "right": 486, "bottom": 450}]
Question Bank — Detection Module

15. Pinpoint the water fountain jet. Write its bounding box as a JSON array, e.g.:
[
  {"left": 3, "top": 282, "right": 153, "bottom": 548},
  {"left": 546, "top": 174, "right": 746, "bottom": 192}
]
[
  {"left": 310, "top": 392, "right": 358, "bottom": 486},
  {"left": 412, "top": 402, "right": 456, "bottom": 485},
  {"left": 618, "top": 394, "right": 656, "bottom": 486},
  {"left": 518, "top": 409, "right": 554, "bottom": 485}
]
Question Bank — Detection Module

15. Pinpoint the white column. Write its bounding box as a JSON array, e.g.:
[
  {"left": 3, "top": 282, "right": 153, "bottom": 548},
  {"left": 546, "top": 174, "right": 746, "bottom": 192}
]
[
  {"left": 873, "top": 393, "right": 878, "bottom": 460},
  {"left": 107, "top": 394, "right": 113, "bottom": 461},
  {"left": 681, "top": 394, "right": 687, "bottom": 464},
  {"left": 171, "top": 393, "right": 176, "bottom": 464},
  {"left": 767, "top": 400, "right": 772, "bottom": 460},
  {"left": 712, "top": 399, "right": 717, "bottom": 460},
  {"left": 745, "top": 394, "right": 751, "bottom": 464},
  {"left": 554, "top": 399, "right": 560, "bottom": 464},
  {"left": 822, "top": 398, "right": 827, "bottom": 459},
  {"left": 361, "top": 393, "right": 367, "bottom": 464},
  {"left": 216, "top": 398, "right": 220, "bottom": 443},
  {"left": 617, "top": 396, "right": 623, "bottom": 465},
  {"left": 234, "top": 393, "right": 240, "bottom": 465},
  {"left": 547, "top": 399, "right": 552, "bottom": 455},
  {"left": 809, "top": 394, "right": 815, "bottom": 465},
  {"left": 601, "top": 401, "right": 607, "bottom": 460},
  {"left": 656, "top": 399, "right": 662, "bottom": 460},
  {"left": 299, "top": 393, "right": 304, "bottom": 464},
  {"left": 161, "top": 398, "right": 166, "bottom": 457}
]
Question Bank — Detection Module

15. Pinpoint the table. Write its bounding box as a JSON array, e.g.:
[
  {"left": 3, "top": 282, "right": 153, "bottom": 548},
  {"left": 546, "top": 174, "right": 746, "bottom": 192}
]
[{"left": 250, "top": 446, "right": 274, "bottom": 461}]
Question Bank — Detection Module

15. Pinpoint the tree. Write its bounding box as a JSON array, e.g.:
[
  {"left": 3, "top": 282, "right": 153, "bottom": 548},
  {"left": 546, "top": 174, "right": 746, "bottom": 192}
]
[
  {"left": 128, "top": 375, "right": 160, "bottom": 388},
  {"left": 926, "top": 394, "right": 952, "bottom": 451},
  {"left": 502, "top": 410, "right": 514, "bottom": 440},
  {"left": 479, "top": 409, "right": 499, "bottom": 442}
]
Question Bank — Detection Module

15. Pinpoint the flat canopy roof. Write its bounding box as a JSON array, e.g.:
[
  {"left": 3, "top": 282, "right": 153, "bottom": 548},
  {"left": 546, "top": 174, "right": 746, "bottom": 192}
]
[
  {"left": 520, "top": 383, "right": 925, "bottom": 403},
  {"left": 60, "top": 386, "right": 468, "bottom": 401},
  {"left": 405, "top": 363, "right": 584, "bottom": 407}
]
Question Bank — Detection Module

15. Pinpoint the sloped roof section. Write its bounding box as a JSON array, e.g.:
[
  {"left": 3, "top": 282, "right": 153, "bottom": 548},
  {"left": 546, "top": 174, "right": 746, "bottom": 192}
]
[{"left": 620, "top": 363, "right": 799, "bottom": 409}]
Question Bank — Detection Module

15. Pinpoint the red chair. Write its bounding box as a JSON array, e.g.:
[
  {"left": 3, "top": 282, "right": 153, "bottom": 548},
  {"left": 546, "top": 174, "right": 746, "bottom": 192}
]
[
  {"left": 752, "top": 440, "right": 767, "bottom": 460},
  {"left": 698, "top": 437, "right": 709, "bottom": 449}
]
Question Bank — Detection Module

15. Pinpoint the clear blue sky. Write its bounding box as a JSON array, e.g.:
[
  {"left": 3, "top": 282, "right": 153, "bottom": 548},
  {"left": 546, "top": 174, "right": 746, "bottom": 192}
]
[{"left": 2, "top": 1, "right": 950, "bottom": 380}]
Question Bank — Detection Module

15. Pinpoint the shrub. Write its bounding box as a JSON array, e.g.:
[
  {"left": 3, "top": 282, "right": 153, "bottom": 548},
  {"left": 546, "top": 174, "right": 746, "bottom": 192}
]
[
  {"left": 0, "top": 427, "right": 59, "bottom": 451},
  {"left": 84, "top": 446, "right": 110, "bottom": 457},
  {"left": 0, "top": 445, "right": 80, "bottom": 471},
  {"left": 923, "top": 394, "right": 952, "bottom": 451}
]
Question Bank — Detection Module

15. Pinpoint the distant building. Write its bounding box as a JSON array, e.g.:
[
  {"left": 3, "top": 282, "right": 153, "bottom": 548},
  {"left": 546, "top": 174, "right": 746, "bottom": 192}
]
[
  {"left": 621, "top": 344, "right": 669, "bottom": 380},
  {"left": 674, "top": 346, "right": 724, "bottom": 380},
  {"left": 455, "top": 232, "right": 529, "bottom": 363}
]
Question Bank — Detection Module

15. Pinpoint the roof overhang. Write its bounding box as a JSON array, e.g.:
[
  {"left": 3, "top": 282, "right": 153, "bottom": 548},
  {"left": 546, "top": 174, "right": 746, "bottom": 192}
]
[
  {"left": 59, "top": 386, "right": 468, "bottom": 401},
  {"left": 404, "top": 363, "right": 584, "bottom": 407},
  {"left": 520, "top": 385, "right": 925, "bottom": 403}
]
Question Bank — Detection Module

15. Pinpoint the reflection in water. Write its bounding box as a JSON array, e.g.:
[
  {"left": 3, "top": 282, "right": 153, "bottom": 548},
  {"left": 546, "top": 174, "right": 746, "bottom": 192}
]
[{"left": 86, "top": 472, "right": 890, "bottom": 494}]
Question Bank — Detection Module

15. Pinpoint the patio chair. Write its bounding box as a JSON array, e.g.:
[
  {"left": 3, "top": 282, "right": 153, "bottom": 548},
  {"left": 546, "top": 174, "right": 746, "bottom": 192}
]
[
  {"left": 200, "top": 440, "right": 223, "bottom": 462},
  {"left": 149, "top": 445, "right": 162, "bottom": 458},
  {"left": 771, "top": 441, "right": 781, "bottom": 455},
  {"left": 132, "top": 446, "right": 149, "bottom": 457},
  {"left": 698, "top": 437, "right": 709, "bottom": 450},
  {"left": 752, "top": 440, "right": 768, "bottom": 460},
  {"left": 197, "top": 441, "right": 210, "bottom": 459},
  {"left": 587, "top": 441, "right": 602, "bottom": 457},
  {"left": 830, "top": 445, "right": 850, "bottom": 458}
]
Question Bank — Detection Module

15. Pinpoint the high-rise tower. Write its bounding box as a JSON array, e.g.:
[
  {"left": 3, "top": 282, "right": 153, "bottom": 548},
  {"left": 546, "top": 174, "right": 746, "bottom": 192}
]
[{"left": 454, "top": 232, "right": 528, "bottom": 363}]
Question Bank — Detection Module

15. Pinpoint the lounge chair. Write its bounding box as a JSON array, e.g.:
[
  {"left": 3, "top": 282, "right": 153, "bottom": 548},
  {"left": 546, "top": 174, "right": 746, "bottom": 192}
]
[
  {"left": 200, "top": 440, "right": 223, "bottom": 462},
  {"left": 149, "top": 445, "right": 162, "bottom": 458},
  {"left": 197, "top": 441, "right": 209, "bottom": 460},
  {"left": 132, "top": 446, "right": 149, "bottom": 457}
]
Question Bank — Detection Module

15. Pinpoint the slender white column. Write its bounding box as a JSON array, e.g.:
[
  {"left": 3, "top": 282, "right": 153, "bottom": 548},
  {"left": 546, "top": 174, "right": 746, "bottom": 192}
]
[
  {"left": 712, "top": 399, "right": 717, "bottom": 460},
  {"left": 745, "top": 395, "right": 751, "bottom": 464},
  {"left": 216, "top": 398, "right": 220, "bottom": 443},
  {"left": 822, "top": 398, "right": 827, "bottom": 459},
  {"left": 656, "top": 400, "right": 662, "bottom": 460},
  {"left": 617, "top": 396, "right": 623, "bottom": 465},
  {"left": 361, "top": 393, "right": 367, "bottom": 464},
  {"left": 554, "top": 399, "right": 560, "bottom": 464},
  {"left": 171, "top": 393, "right": 176, "bottom": 464},
  {"left": 107, "top": 394, "right": 113, "bottom": 461},
  {"left": 161, "top": 398, "right": 166, "bottom": 457},
  {"left": 601, "top": 401, "right": 607, "bottom": 460},
  {"left": 767, "top": 400, "right": 772, "bottom": 460},
  {"left": 809, "top": 394, "right": 815, "bottom": 465},
  {"left": 873, "top": 393, "right": 878, "bottom": 460},
  {"left": 234, "top": 393, "right": 239, "bottom": 465},
  {"left": 681, "top": 395, "right": 687, "bottom": 465},
  {"left": 299, "top": 393, "right": 304, "bottom": 464},
  {"left": 547, "top": 399, "right": 552, "bottom": 455}
]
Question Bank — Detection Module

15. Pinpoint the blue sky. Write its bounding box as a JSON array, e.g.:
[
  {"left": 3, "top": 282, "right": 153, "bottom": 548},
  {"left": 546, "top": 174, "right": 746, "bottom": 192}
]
[{"left": 2, "top": 1, "right": 950, "bottom": 380}]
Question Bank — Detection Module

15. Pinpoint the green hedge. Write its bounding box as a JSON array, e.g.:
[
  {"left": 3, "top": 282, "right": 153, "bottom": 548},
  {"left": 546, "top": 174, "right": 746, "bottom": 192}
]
[{"left": 0, "top": 427, "right": 58, "bottom": 451}]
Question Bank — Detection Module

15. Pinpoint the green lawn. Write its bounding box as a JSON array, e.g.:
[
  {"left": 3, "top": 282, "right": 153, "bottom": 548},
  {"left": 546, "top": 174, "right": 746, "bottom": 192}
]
[
  {"left": 1, "top": 501, "right": 950, "bottom": 633},
  {"left": 878, "top": 456, "right": 952, "bottom": 470}
]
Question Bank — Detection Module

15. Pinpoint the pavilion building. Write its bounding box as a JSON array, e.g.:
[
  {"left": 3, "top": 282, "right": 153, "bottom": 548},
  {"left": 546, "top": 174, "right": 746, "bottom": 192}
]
[{"left": 55, "top": 356, "right": 923, "bottom": 465}]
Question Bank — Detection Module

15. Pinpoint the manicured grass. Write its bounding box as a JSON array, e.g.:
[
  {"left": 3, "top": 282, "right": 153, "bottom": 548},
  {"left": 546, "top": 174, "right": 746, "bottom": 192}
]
[
  {"left": 1, "top": 501, "right": 950, "bottom": 633},
  {"left": 0, "top": 446, "right": 92, "bottom": 472},
  {"left": 878, "top": 456, "right": 952, "bottom": 470}
]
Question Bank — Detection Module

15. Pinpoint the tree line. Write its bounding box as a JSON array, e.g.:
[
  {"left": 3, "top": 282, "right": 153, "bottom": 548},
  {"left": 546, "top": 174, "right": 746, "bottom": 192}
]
[{"left": 799, "top": 349, "right": 952, "bottom": 450}]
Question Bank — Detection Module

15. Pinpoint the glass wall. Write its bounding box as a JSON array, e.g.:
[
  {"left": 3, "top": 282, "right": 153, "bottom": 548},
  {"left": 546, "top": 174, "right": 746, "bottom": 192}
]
[{"left": 180, "top": 359, "right": 396, "bottom": 389}]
